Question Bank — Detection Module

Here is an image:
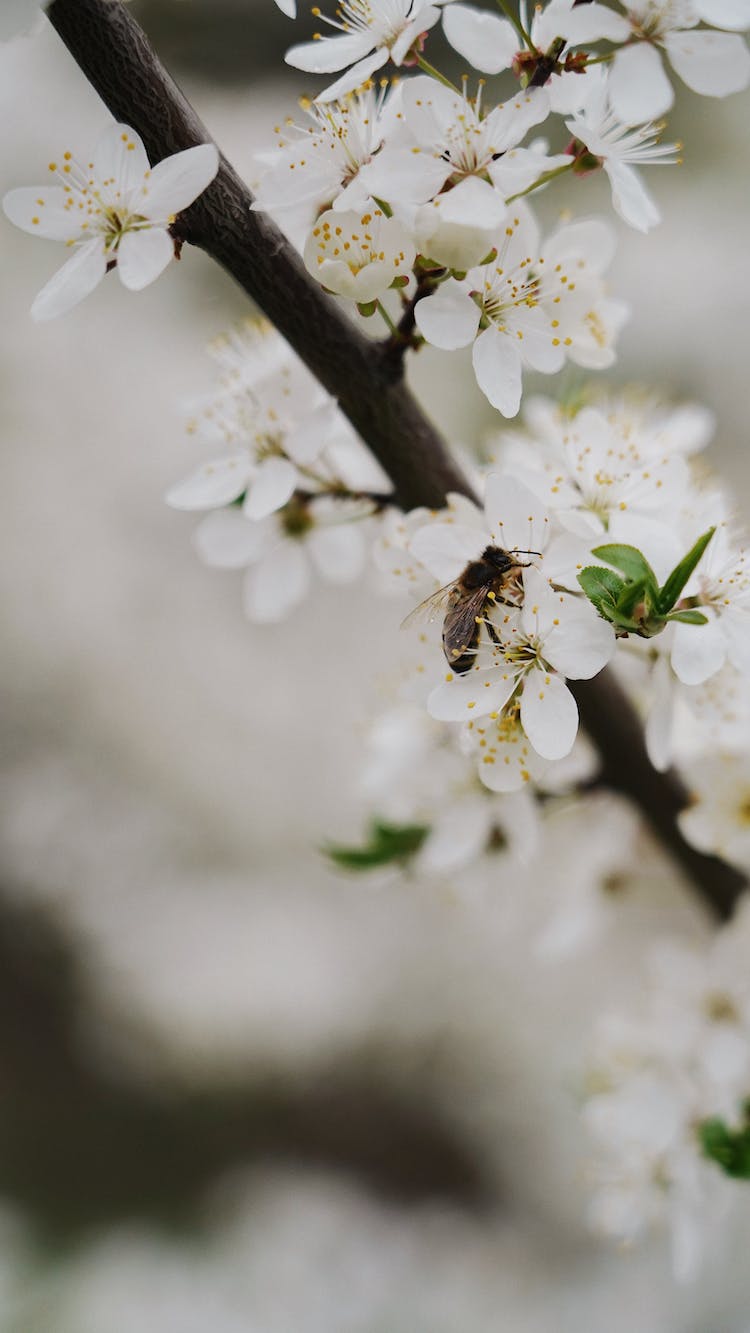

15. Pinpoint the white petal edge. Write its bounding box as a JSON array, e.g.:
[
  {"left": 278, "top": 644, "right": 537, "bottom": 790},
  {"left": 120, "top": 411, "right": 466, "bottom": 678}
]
[
  {"left": 144, "top": 143, "right": 220, "bottom": 219},
  {"left": 117, "top": 227, "right": 174, "bottom": 290},
  {"left": 31, "top": 240, "right": 107, "bottom": 321},
  {"left": 520, "top": 669, "right": 579, "bottom": 761}
]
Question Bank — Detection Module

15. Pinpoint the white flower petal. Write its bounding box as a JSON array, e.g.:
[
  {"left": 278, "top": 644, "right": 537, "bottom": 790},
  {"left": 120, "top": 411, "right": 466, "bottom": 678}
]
[
  {"left": 645, "top": 655, "right": 676, "bottom": 773},
  {"left": 414, "top": 281, "right": 479, "bottom": 349},
  {"left": 442, "top": 5, "right": 518, "bottom": 73},
  {"left": 472, "top": 327, "right": 523, "bottom": 417},
  {"left": 3, "top": 186, "right": 82, "bottom": 241},
  {"left": 542, "top": 216, "right": 616, "bottom": 276},
  {"left": 520, "top": 668, "right": 579, "bottom": 761},
  {"left": 192, "top": 508, "right": 271, "bottom": 569},
  {"left": 543, "top": 599, "right": 615, "bottom": 679},
  {"left": 243, "top": 540, "right": 311, "bottom": 622},
  {"left": 484, "top": 473, "right": 551, "bottom": 557},
  {"left": 243, "top": 456, "right": 297, "bottom": 519},
  {"left": 410, "top": 521, "right": 484, "bottom": 582},
  {"left": 274, "top": 0, "right": 296, "bottom": 15},
  {"left": 477, "top": 728, "right": 548, "bottom": 792},
  {"left": 605, "top": 161, "right": 661, "bottom": 233},
  {"left": 165, "top": 455, "right": 253, "bottom": 510},
  {"left": 694, "top": 0, "right": 750, "bottom": 29},
  {"left": 723, "top": 610, "right": 750, "bottom": 674},
  {"left": 670, "top": 615, "right": 727, "bottom": 685},
  {"left": 283, "top": 401, "right": 336, "bottom": 465},
  {"left": 117, "top": 226, "right": 174, "bottom": 290},
  {"left": 307, "top": 522, "right": 366, "bottom": 582},
  {"left": 416, "top": 176, "right": 507, "bottom": 271},
  {"left": 30, "top": 239, "right": 107, "bottom": 321},
  {"left": 609, "top": 43, "right": 674, "bottom": 125},
  {"left": 314, "top": 50, "right": 390, "bottom": 104},
  {"left": 285, "top": 31, "right": 373, "bottom": 74},
  {"left": 428, "top": 668, "right": 519, "bottom": 722},
  {"left": 360, "top": 149, "right": 450, "bottom": 206},
  {"left": 94, "top": 123, "right": 150, "bottom": 202},
  {"left": 533, "top": 0, "right": 629, "bottom": 47},
  {"left": 664, "top": 28, "right": 750, "bottom": 98},
  {"left": 144, "top": 143, "right": 220, "bottom": 219},
  {"left": 416, "top": 799, "right": 494, "bottom": 874}
]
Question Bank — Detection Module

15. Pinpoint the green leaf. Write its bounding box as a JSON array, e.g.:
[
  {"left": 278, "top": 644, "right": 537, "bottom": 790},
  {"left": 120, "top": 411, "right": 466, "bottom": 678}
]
[
  {"left": 325, "top": 819, "right": 430, "bottom": 872},
  {"left": 591, "top": 543, "right": 659, "bottom": 593},
  {"left": 356, "top": 300, "right": 378, "bottom": 318},
  {"left": 577, "top": 566, "right": 625, "bottom": 618},
  {"left": 657, "top": 526, "right": 715, "bottom": 614},
  {"left": 666, "top": 609, "right": 709, "bottom": 626},
  {"left": 614, "top": 575, "right": 650, "bottom": 621},
  {"left": 699, "top": 1116, "right": 750, "bottom": 1179}
]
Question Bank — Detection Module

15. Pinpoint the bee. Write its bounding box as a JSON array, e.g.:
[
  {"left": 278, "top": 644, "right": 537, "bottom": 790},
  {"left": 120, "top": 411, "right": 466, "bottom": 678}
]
[{"left": 403, "top": 545, "right": 539, "bottom": 674}]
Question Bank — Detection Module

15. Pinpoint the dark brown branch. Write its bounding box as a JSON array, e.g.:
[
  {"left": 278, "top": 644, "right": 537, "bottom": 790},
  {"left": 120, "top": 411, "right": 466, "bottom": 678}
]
[
  {"left": 0, "top": 891, "right": 488, "bottom": 1233},
  {"left": 570, "top": 679, "right": 746, "bottom": 921},
  {"left": 47, "top": 0, "right": 470, "bottom": 513},
  {"left": 44, "top": 0, "right": 745, "bottom": 925}
]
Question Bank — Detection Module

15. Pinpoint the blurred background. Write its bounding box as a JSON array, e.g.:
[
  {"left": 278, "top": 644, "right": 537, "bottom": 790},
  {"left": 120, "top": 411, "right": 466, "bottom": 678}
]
[{"left": 1, "top": 2, "right": 750, "bottom": 1328}]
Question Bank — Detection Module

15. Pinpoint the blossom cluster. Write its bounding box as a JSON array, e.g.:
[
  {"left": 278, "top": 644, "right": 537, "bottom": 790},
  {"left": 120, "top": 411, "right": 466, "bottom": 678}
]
[
  {"left": 166, "top": 319, "right": 388, "bottom": 621},
  {"left": 4, "top": 0, "right": 750, "bottom": 1287},
  {"left": 582, "top": 900, "right": 750, "bottom": 1281}
]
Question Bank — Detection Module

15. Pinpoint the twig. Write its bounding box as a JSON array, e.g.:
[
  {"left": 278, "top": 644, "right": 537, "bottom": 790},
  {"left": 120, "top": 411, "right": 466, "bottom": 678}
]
[{"left": 45, "top": 0, "right": 746, "bottom": 923}]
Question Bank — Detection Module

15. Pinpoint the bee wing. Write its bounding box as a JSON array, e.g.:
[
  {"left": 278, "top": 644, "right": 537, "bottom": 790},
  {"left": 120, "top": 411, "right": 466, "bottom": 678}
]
[
  {"left": 442, "top": 588, "right": 491, "bottom": 662},
  {"left": 400, "top": 581, "right": 460, "bottom": 631}
]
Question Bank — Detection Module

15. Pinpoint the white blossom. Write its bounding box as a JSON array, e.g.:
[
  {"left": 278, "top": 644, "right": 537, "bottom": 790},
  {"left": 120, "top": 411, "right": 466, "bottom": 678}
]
[
  {"left": 274, "top": 0, "right": 296, "bottom": 15},
  {"left": 565, "top": 73, "right": 680, "bottom": 232},
  {"left": 414, "top": 203, "right": 627, "bottom": 417},
  {"left": 417, "top": 477, "right": 615, "bottom": 763},
  {"left": 166, "top": 321, "right": 360, "bottom": 521},
  {"left": 359, "top": 75, "right": 551, "bottom": 207},
  {"left": 497, "top": 401, "right": 689, "bottom": 551},
  {"left": 443, "top": 0, "right": 628, "bottom": 76},
  {"left": 285, "top": 0, "right": 456, "bottom": 104},
  {"left": 192, "top": 496, "right": 366, "bottom": 624},
  {"left": 360, "top": 700, "right": 540, "bottom": 874},
  {"left": 303, "top": 204, "right": 416, "bottom": 301},
  {"left": 3, "top": 123, "right": 219, "bottom": 320},
  {"left": 670, "top": 523, "right": 750, "bottom": 686},
  {"left": 610, "top": 1, "right": 750, "bottom": 124},
  {"left": 582, "top": 907, "right": 750, "bottom": 1280},
  {"left": 679, "top": 755, "right": 750, "bottom": 870},
  {"left": 252, "top": 82, "right": 397, "bottom": 240}
]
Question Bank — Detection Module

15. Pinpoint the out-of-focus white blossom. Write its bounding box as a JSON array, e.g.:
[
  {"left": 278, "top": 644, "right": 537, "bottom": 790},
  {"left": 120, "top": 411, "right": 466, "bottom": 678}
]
[
  {"left": 583, "top": 904, "right": 750, "bottom": 1279},
  {"left": 3, "top": 123, "right": 218, "bottom": 320},
  {"left": 193, "top": 495, "right": 367, "bottom": 624},
  {"left": 679, "top": 755, "right": 750, "bottom": 871},
  {"left": 166, "top": 321, "right": 358, "bottom": 521}
]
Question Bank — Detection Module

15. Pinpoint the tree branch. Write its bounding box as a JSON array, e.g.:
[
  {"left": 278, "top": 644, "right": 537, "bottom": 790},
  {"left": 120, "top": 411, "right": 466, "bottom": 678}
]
[
  {"left": 0, "top": 891, "right": 488, "bottom": 1233},
  {"left": 44, "top": 0, "right": 745, "bottom": 924}
]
